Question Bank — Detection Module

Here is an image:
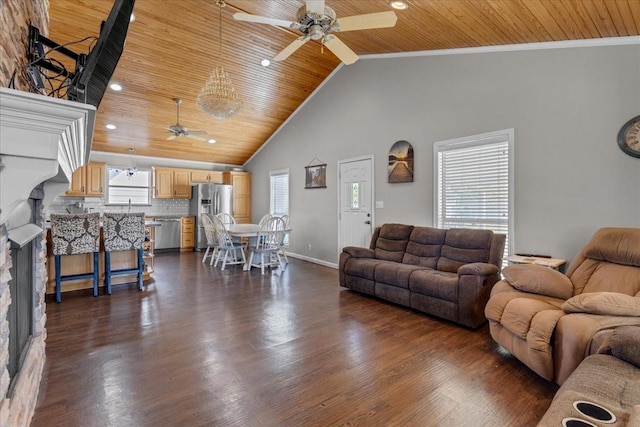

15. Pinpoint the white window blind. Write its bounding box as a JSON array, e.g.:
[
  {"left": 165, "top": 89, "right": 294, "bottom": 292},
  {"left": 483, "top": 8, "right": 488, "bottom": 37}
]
[
  {"left": 270, "top": 169, "right": 289, "bottom": 217},
  {"left": 434, "top": 130, "right": 513, "bottom": 257}
]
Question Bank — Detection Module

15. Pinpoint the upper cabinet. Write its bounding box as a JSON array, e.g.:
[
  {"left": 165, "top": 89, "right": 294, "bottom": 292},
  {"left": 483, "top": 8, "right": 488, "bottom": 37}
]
[
  {"left": 152, "top": 167, "right": 192, "bottom": 199},
  {"left": 190, "top": 170, "right": 223, "bottom": 184},
  {"left": 64, "top": 162, "right": 105, "bottom": 196},
  {"left": 224, "top": 171, "right": 251, "bottom": 223}
]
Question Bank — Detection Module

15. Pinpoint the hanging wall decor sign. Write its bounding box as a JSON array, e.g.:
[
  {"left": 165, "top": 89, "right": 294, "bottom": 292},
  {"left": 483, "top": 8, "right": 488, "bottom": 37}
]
[
  {"left": 388, "top": 140, "right": 414, "bottom": 183},
  {"left": 305, "top": 158, "right": 327, "bottom": 189}
]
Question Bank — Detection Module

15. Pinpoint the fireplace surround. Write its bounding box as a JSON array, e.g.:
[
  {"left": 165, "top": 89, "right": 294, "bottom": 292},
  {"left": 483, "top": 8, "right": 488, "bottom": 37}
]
[{"left": 0, "top": 87, "right": 95, "bottom": 426}]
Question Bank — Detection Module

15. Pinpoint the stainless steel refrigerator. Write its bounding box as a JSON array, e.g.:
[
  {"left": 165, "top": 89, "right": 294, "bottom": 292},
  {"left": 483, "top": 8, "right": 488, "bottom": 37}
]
[{"left": 190, "top": 183, "right": 233, "bottom": 250}]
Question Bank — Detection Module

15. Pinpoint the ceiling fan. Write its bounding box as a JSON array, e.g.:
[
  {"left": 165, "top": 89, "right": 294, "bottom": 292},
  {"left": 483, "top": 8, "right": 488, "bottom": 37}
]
[
  {"left": 233, "top": 0, "right": 397, "bottom": 65},
  {"left": 167, "top": 98, "right": 208, "bottom": 142}
]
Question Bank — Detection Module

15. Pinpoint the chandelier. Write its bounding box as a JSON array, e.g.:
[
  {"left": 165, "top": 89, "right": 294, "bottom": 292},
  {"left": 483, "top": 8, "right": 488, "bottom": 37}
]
[{"left": 197, "top": 0, "right": 242, "bottom": 119}]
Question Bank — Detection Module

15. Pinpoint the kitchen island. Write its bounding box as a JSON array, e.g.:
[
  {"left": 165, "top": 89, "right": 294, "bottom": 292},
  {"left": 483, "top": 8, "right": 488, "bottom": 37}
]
[{"left": 45, "top": 219, "right": 159, "bottom": 296}]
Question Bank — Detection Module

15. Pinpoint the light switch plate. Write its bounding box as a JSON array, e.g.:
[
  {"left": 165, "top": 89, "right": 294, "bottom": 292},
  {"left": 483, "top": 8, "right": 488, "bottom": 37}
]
[{"left": 375, "top": 201, "right": 384, "bottom": 209}]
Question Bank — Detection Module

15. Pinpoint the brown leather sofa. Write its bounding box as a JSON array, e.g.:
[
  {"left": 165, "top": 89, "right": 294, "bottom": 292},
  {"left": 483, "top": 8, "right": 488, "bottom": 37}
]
[
  {"left": 485, "top": 227, "right": 640, "bottom": 385},
  {"left": 339, "top": 223, "right": 506, "bottom": 329}
]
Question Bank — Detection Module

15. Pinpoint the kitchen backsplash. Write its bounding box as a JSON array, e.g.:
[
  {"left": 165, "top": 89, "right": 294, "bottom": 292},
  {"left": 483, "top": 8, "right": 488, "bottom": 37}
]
[{"left": 46, "top": 196, "right": 191, "bottom": 218}]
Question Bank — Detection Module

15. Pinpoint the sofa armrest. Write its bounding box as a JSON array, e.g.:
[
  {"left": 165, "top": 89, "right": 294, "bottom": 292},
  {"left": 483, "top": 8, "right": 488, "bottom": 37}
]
[
  {"left": 502, "top": 264, "right": 574, "bottom": 300},
  {"left": 342, "top": 246, "right": 375, "bottom": 258},
  {"left": 562, "top": 292, "right": 640, "bottom": 316},
  {"left": 458, "top": 262, "right": 499, "bottom": 277}
]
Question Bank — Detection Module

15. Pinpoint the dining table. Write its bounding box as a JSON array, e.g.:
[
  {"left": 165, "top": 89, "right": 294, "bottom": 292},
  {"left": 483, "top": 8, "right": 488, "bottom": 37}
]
[{"left": 225, "top": 223, "right": 291, "bottom": 271}]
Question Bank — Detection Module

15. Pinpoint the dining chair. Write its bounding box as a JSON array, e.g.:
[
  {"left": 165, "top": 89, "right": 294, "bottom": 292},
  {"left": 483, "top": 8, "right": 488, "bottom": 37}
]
[
  {"left": 278, "top": 214, "right": 290, "bottom": 265},
  {"left": 248, "top": 216, "right": 285, "bottom": 275},
  {"left": 200, "top": 213, "right": 219, "bottom": 265},
  {"left": 258, "top": 213, "right": 273, "bottom": 227},
  {"left": 50, "top": 213, "right": 101, "bottom": 302},
  {"left": 212, "top": 216, "right": 246, "bottom": 270},
  {"left": 103, "top": 212, "right": 146, "bottom": 293},
  {"left": 216, "top": 212, "right": 236, "bottom": 225}
]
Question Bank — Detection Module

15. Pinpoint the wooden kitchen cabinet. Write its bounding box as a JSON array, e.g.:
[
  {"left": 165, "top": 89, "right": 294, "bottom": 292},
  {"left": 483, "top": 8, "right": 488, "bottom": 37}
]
[
  {"left": 223, "top": 171, "right": 251, "bottom": 224},
  {"left": 153, "top": 167, "right": 192, "bottom": 199},
  {"left": 190, "top": 170, "right": 223, "bottom": 183},
  {"left": 65, "top": 162, "right": 105, "bottom": 196},
  {"left": 181, "top": 216, "right": 194, "bottom": 250}
]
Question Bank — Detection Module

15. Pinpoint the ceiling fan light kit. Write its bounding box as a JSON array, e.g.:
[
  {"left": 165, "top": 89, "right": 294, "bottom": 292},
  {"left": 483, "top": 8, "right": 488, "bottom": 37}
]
[
  {"left": 233, "top": 0, "right": 397, "bottom": 65},
  {"left": 197, "top": 0, "right": 242, "bottom": 119}
]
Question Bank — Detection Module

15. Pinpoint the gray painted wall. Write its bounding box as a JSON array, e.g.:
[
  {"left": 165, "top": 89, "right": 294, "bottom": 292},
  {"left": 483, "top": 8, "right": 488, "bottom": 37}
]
[{"left": 246, "top": 44, "right": 640, "bottom": 267}]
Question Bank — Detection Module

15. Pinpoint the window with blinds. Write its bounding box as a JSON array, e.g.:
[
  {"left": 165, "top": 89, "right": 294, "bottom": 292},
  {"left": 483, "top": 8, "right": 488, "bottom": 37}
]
[
  {"left": 270, "top": 169, "right": 290, "bottom": 245},
  {"left": 434, "top": 129, "right": 513, "bottom": 257},
  {"left": 270, "top": 169, "right": 289, "bottom": 217}
]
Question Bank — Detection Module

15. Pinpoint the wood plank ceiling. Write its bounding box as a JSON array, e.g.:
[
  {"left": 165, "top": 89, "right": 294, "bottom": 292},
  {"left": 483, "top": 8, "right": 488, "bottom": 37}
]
[{"left": 47, "top": 1, "right": 640, "bottom": 165}]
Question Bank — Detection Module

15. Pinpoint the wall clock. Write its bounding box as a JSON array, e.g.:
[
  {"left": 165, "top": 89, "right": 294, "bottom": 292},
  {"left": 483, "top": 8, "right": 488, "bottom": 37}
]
[{"left": 617, "top": 115, "right": 640, "bottom": 158}]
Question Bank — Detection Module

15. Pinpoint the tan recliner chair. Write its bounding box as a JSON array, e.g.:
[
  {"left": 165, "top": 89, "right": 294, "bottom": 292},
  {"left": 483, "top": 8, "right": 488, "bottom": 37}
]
[{"left": 485, "top": 227, "right": 640, "bottom": 385}]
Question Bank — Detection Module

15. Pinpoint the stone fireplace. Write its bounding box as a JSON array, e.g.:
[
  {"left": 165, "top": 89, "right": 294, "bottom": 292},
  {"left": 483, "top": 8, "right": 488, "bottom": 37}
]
[{"left": 0, "top": 87, "right": 95, "bottom": 426}]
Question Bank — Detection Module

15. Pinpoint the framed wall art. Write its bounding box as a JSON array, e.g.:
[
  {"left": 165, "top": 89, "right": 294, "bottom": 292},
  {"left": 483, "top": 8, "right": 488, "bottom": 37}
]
[
  {"left": 388, "top": 140, "right": 414, "bottom": 183},
  {"left": 305, "top": 160, "right": 327, "bottom": 189}
]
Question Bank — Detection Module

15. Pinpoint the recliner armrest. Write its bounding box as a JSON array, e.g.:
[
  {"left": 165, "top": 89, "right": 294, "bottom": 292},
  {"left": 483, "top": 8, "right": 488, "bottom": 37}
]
[
  {"left": 342, "top": 246, "right": 375, "bottom": 258},
  {"left": 458, "top": 262, "right": 499, "bottom": 276}
]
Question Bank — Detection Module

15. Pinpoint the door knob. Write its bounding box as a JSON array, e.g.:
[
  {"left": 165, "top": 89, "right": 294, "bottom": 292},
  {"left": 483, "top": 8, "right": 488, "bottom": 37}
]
[{"left": 365, "top": 220, "right": 371, "bottom": 225}]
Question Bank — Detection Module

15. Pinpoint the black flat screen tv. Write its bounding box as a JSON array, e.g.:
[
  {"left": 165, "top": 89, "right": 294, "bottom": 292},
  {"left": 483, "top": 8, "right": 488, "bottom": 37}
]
[{"left": 67, "top": 0, "right": 135, "bottom": 107}]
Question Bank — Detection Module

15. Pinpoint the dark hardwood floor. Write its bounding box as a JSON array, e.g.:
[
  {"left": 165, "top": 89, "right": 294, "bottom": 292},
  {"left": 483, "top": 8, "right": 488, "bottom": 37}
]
[{"left": 32, "top": 252, "right": 557, "bottom": 426}]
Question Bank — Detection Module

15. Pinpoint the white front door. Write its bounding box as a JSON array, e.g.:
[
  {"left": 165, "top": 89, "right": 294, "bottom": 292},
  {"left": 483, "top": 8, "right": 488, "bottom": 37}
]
[{"left": 338, "top": 156, "right": 374, "bottom": 254}]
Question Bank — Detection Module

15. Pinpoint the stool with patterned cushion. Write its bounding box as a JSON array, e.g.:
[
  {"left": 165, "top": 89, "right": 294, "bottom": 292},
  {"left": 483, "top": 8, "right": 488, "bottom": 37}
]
[
  {"left": 50, "top": 213, "right": 101, "bottom": 303},
  {"left": 103, "top": 212, "right": 146, "bottom": 294}
]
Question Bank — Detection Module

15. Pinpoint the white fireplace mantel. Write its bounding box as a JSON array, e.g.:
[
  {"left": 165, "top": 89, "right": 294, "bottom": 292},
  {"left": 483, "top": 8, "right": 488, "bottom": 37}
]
[{"left": 0, "top": 87, "right": 96, "bottom": 225}]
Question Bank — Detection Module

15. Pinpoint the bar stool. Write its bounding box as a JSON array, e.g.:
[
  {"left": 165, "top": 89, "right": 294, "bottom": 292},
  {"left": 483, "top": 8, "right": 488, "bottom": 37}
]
[
  {"left": 50, "top": 213, "right": 101, "bottom": 303},
  {"left": 103, "top": 212, "right": 146, "bottom": 294}
]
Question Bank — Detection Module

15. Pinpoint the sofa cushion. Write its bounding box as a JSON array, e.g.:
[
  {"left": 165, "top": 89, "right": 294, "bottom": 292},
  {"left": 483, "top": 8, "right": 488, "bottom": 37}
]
[
  {"left": 343, "top": 258, "right": 387, "bottom": 281},
  {"left": 503, "top": 264, "right": 574, "bottom": 300},
  {"left": 562, "top": 292, "right": 640, "bottom": 316},
  {"left": 402, "top": 226, "right": 446, "bottom": 268},
  {"left": 437, "top": 228, "right": 493, "bottom": 273},
  {"left": 583, "top": 227, "right": 640, "bottom": 267},
  {"left": 375, "top": 262, "right": 431, "bottom": 289},
  {"left": 409, "top": 269, "right": 459, "bottom": 302},
  {"left": 373, "top": 223, "right": 413, "bottom": 262}
]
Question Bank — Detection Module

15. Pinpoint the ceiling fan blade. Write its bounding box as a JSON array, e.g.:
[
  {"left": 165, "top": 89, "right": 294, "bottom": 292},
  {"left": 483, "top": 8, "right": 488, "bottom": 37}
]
[
  {"left": 305, "top": 0, "right": 325, "bottom": 15},
  {"left": 336, "top": 11, "right": 397, "bottom": 32},
  {"left": 167, "top": 135, "right": 177, "bottom": 141},
  {"left": 273, "top": 36, "right": 310, "bottom": 61},
  {"left": 188, "top": 130, "right": 208, "bottom": 135},
  {"left": 322, "top": 35, "right": 358, "bottom": 65},
  {"left": 233, "top": 12, "right": 300, "bottom": 30},
  {"left": 186, "top": 133, "right": 207, "bottom": 142}
]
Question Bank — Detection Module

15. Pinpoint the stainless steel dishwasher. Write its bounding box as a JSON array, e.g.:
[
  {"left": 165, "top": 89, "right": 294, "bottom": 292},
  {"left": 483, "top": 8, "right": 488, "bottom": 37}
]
[{"left": 154, "top": 218, "right": 181, "bottom": 250}]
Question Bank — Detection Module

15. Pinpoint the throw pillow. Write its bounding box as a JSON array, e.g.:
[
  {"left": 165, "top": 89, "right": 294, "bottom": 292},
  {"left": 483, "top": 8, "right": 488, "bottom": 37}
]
[
  {"left": 502, "top": 264, "right": 573, "bottom": 299},
  {"left": 562, "top": 292, "right": 640, "bottom": 316}
]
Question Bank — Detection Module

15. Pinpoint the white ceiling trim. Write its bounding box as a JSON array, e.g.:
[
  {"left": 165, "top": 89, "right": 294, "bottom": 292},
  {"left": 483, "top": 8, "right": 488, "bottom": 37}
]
[{"left": 362, "top": 36, "right": 640, "bottom": 60}]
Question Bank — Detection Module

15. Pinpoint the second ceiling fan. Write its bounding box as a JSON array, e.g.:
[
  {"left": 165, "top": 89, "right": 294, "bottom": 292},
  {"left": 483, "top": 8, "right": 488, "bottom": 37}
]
[{"left": 233, "top": 0, "right": 397, "bottom": 65}]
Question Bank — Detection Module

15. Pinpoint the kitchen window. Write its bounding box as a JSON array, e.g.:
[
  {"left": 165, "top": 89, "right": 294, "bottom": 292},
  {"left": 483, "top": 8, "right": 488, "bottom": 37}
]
[
  {"left": 434, "top": 129, "right": 514, "bottom": 256},
  {"left": 106, "top": 167, "right": 151, "bottom": 205}
]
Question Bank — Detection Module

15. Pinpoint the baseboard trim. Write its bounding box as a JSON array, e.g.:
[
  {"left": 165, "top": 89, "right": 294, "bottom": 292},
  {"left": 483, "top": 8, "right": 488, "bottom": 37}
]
[{"left": 286, "top": 252, "right": 338, "bottom": 269}]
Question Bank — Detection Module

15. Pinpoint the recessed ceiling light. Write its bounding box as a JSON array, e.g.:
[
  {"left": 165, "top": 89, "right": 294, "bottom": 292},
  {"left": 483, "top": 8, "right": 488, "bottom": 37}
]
[
  {"left": 261, "top": 59, "right": 271, "bottom": 67},
  {"left": 105, "top": 124, "right": 116, "bottom": 130},
  {"left": 208, "top": 139, "right": 217, "bottom": 144},
  {"left": 390, "top": 1, "right": 408, "bottom": 10},
  {"left": 109, "top": 83, "right": 122, "bottom": 91},
  {"left": 130, "top": 13, "right": 136, "bottom": 22}
]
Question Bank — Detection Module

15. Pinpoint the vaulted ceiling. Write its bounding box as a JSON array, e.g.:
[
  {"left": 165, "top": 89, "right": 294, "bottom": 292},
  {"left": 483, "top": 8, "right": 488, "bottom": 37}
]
[{"left": 47, "top": 0, "right": 640, "bottom": 165}]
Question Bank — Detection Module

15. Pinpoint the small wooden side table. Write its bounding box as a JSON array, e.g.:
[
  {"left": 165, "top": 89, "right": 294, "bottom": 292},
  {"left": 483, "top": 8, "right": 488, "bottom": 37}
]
[{"left": 504, "top": 254, "right": 567, "bottom": 271}]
